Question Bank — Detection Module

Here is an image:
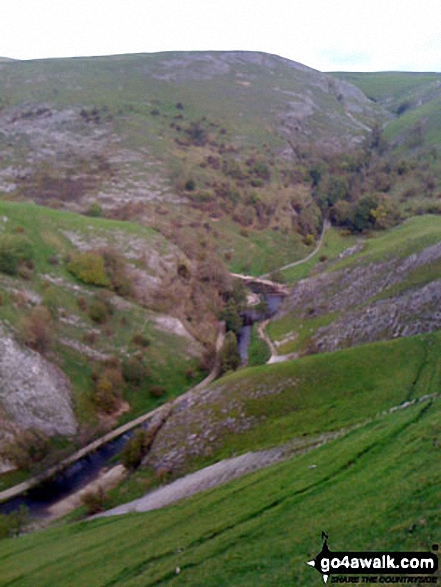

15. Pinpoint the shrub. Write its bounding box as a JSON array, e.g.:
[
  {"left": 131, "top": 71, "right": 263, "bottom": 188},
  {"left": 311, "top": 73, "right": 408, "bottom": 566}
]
[
  {"left": 150, "top": 385, "right": 166, "bottom": 398},
  {"left": 131, "top": 332, "right": 151, "bottom": 348},
  {"left": 18, "top": 264, "right": 33, "bottom": 280},
  {"left": 122, "top": 356, "right": 149, "bottom": 386},
  {"left": 0, "top": 506, "right": 29, "bottom": 539},
  {"left": 77, "top": 296, "right": 88, "bottom": 311},
  {"left": 0, "top": 234, "right": 33, "bottom": 275},
  {"left": 1, "top": 430, "right": 50, "bottom": 470},
  {"left": 80, "top": 487, "right": 107, "bottom": 515},
  {"left": 185, "top": 179, "right": 196, "bottom": 191},
  {"left": 68, "top": 251, "right": 110, "bottom": 287},
  {"left": 155, "top": 466, "right": 171, "bottom": 483},
  {"left": 100, "top": 248, "right": 126, "bottom": 292},
  {"left": 47, "top": 254, "right": 59, "bottom": 266},
  {"left": 94, "top": 367, "right": 124, "bottom": 413},
  {"left": 120, "top": 429, "right": 151, "bottom": 470},
  {"left": 88, "top": 299, "right": 109, "bottom": 323},
  {"left": 86, "top": 202, "right": 103, "bottom": 217},
  {"left": 219, "top": 331, "right": 241, "bottom": 374},
  {"left": 19, "top": 306, "right": 54, "bottom": 353}
]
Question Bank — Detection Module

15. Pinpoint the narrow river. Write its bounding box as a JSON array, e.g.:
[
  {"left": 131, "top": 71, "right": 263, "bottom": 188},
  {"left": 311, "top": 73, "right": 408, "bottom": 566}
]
[
  {"left": 0, "top": 290, "right": 286, "bottom": 518},
  {"left": 238, "top": 292, "right": 285, "bottom": 364}
]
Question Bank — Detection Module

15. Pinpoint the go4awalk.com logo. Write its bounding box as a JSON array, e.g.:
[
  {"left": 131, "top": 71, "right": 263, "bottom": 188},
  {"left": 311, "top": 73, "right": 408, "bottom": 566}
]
[{"left": 307, "top": 532, "right": 439, "bottom": 584}]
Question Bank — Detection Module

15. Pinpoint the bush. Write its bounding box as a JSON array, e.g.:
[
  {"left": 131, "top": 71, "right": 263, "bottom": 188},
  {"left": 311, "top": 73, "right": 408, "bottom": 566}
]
[
  {"left": 131, "top": 332, "right": 151, "bottom": 348},
  {"left": 94, "top": 367, "right": 124, "bottom": 413},
  {"left": 0, "top": 234, "right": 33, "bottom": 275},
  {"left": 101, "top": 248, "right": 133, "bottom": 297},
  {"left": 88, "top": 299, "right": 109, "bottom": 323},
  {"left": 1, "top": 430, "right": 50, "bottom": 470},
  {"left": 122, "top": 356, "right": 149, "bottom": 386},
  {"left": 68, "top": 251, "right": 110, "bottom": 287},
  {"left": 77, "top": 296, "right": 88, "bottom": 311},
  {"left": 19, "top": 306, "right": 54, "bottom": 353},
  {"left": 80, "top": 487, "right": 107, "bottom": 515},
  {"left": 86, "top": 202, "right": 103, "bottom": 217},
  {"left": 120, "top": 429, "right": 151, "bottom": 470},
  {"left": 185, "top": 179, "right": 196, "bottom": 191},
  {"left": 150, "top": 385, "right": 166, "bottom": 398},
  {"left": 0, "top": 506, "right": 29, "bottom": 539}
]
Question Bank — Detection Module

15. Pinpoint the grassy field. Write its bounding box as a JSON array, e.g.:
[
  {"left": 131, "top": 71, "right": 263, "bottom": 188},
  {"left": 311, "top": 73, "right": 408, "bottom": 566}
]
[
  {"left": 280, "top": 226, "right": 359, "bottom": 283},
  {"left": 0, "top": 378, "right": 438, "bottom": 585},
  {"left": 149, "top": 331, "right": 441, "bottom": 474},
  {"left": 328, "top": 215, "right": 441, "bottom": 270}
]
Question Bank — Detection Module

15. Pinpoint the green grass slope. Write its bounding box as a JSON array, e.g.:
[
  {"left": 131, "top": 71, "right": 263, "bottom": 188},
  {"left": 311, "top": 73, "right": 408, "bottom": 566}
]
[
  {"left": 0, "top": 384, "right": 438, "bottom": 585},
  {"left": 0, "top": 200, "right": 204, "bottom": 451},
  {"left": 0, "top": 51, "right": 387, "bottom": 273},
  {"left": 333, "top": 71, "right": 441, "bottom": 149},
  {"left": 268, "top": 215, "right": 441, "bottom": 355},
  {"left": 144, "top": 329, "right": 441, "bottom": 476}
]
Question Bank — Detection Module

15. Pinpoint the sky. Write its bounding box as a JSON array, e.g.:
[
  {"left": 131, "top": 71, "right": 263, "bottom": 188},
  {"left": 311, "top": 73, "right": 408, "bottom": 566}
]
[{"left": 1, "top": 0, "right": 441, "bottom": 72}]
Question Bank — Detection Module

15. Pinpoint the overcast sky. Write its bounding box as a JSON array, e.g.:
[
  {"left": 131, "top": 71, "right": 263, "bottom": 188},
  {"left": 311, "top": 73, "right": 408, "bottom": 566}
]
[{"left": 2, "top": 0, "right": 441, "bottom": 72}]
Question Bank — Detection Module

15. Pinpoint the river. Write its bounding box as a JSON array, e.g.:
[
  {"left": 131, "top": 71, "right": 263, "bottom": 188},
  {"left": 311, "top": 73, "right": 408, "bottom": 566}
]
[{"left": 0, "top": 291, "right": 285, "bottom": 518}]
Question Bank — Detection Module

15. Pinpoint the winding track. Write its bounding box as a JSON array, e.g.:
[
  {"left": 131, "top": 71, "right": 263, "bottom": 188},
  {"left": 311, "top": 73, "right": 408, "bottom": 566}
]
[{"left": 260, "top": 218, "right": 330, "bottom": 278}]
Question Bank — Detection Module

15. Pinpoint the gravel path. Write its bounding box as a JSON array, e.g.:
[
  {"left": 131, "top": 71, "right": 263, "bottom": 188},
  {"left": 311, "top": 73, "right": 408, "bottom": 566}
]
[
  {"left": 94, "top": 393, "right": 439, "bottom": 521},
  {"left": 94, "top": 448, "right": 284, "bottom": 518}
]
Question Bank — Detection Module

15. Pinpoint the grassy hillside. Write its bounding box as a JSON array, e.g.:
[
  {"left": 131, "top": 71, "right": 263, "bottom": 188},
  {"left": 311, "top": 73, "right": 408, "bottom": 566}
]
[
  {"left": 268, "top": 215, "right": 441, "bottom": 355},
  {"left": 332, "top": 71, "right": 441, "bottom": 145},
  {"left": 0, "top": 52, "right": 387, "bottom": 274},
  {"left": 1, "top": 55, "right": 441, "bottom": 586},
  {"left": 0, "top": 364, "right": 438, "bottom": 585},
  {"left": 143, "top": 329, "right": 441, "bottom": 475},
  {"left": 0, "top": 200, "right": 208, "bottom": 476}
]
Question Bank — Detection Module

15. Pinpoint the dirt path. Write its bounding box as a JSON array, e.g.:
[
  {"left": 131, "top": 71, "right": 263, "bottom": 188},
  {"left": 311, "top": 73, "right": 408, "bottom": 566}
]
[
  {"left": 94, "top": 393, "right": 438, "bottom": 520},
  {"left": 260, "top": 218, "right": 330, "bottom": 278},
  {"left": 94, "top": 450, "right": 283, "bottom": 518},
  {"left": 94, "top": 433, "right": 330, "bottom": 519},
  {"left": 256, "top": 219, "right": 330, "bottom": 363}
]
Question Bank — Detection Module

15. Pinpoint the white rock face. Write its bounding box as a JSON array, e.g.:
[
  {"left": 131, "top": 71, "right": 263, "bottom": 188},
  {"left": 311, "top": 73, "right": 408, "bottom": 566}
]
[{"left": 0, "top": 327, "right": 77, "bottom": 437}]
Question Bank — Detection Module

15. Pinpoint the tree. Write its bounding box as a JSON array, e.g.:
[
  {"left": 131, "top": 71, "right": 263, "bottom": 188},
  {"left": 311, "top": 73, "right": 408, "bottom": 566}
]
[
  {"left": 220, "top": 299, "right": 243, "bottom": 335},
  {"left": 352, "top": 196, "right": 378, "bottom": 232},
  {"left": 316, "top": 175, "right": 350, "bottom": 210},
  {"left": 94, "top": 367, "right": 124, "bottom": 413},
  {"left": 1, "top": 429, "right": 50, "bottom": 470},
  {"left": 219, "top": 331, "right": 241, "bottom": 374}
]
